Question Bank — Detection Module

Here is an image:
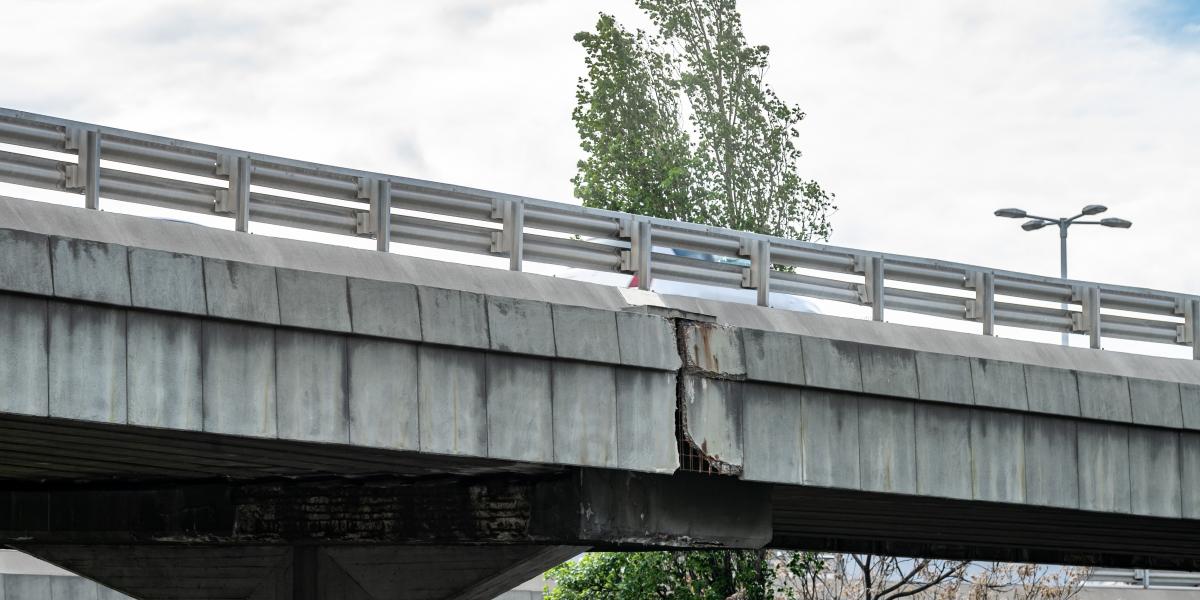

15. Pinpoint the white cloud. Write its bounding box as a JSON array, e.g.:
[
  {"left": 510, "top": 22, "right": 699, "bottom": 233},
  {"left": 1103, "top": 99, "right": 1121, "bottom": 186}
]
[{"left": 1, "top": 0, "right": 1198, "bottom": 357}]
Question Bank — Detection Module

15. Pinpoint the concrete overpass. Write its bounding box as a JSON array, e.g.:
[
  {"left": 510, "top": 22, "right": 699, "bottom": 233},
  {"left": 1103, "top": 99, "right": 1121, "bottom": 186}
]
[{"left": 0, "top": 110, "right": 1199, "bottom": 598}]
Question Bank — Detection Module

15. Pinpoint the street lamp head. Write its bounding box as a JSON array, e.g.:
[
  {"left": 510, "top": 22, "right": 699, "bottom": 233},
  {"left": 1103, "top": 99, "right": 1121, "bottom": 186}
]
[
  {"left": 994, "top": 208, "right": 1027, "bottom": 218},
  {"left": 1100, "top": 217, "right": 1132, "bottom": 229},
  {"left": 1081, "top": 204, "right": 1108, "bottom": 216},
  {"left": 1021, "top": 219, "right": 1049, "bottom": 231}
]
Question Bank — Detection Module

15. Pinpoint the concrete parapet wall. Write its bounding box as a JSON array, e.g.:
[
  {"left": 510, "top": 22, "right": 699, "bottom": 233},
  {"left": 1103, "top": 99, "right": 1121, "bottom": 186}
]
[
  {"left": 0, "top": 226, "right": 681, "bottom": 476},
  {"left": 680, "top": 321, "right": 1200, "bottom": 520}
]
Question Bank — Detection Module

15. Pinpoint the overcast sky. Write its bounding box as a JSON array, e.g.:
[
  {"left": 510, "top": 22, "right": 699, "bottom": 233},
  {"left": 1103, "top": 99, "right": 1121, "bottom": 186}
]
[{"left": 2, "top": 0, "right": 1199, "bottom": 352}]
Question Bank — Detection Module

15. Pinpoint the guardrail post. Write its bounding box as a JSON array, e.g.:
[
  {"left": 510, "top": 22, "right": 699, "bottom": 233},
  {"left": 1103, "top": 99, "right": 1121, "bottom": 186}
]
[
  {"left": 356, "top": 178, "right": 391, "bottom": 251},
  {"left": 1190, "top": 300, "right": 1200, "bottom": 360},
  {"left": 374, "top": 179, "right": 391, "bottom": 252},
  {"left": 216, "top": 156, "right": 251, "bottom": 232},
  {"left": 972, "top": 271, "right": 995, "bottom": 335},
  {"left": 869, "top": 256, "right": 885, "bottom": 321},
  {"left": 620, "top": 218, "right": 652, "bottom": 290},
  {"left": 1083, "top": 286, "right": 1102, "bottom": 349},
  {"left": 65, "top": 129, "right": 101, "bottom": 209},
  {"left": 740, "top": 238, "right": 771, "bottom": 307},
  {"left": 490, "top": 198, "right": 524, "bottom": 271}
]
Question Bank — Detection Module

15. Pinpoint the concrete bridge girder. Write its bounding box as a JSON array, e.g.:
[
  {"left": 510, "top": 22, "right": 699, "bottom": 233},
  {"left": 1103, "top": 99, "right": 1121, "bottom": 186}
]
[{"left": 2, "top": 197, "right": 1200, "bottom": 597}]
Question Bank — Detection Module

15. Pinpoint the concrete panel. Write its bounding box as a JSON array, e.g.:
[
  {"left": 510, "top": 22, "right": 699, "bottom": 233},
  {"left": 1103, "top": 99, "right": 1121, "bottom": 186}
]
[
  {"left": 3, "top": 575, "right": 51, "bottom": 600},
  {"left": 970, "top": 358, "right": 1028, "bottom": 411},
  {"left": 683, "top": 323, "right": 745, "bottom": 376},
  {"left": 1024, "top": 365, "right": 1080, "bottom": 417},
  {"left": 858, "top": 397, "right": 916, "bottom": 494},
  {"left": 48, "top": 302, "right": 126, "bottom": 423},
  {"left": 276, "top": 330, "right": 349, "bottom": 444},
  {"left": 1183, "top": 384, "right": 1200, "bottom": 431},
  {"left": 915, "top": 403, "right": 972, "bottom": 500},
  {"left": 418, "top": 287, "right": 489, "bottom": 349},
  {"left": 801, "top": 337, "right": 862, "bottom": 392},
  {"left": 1077, "top": 372, "right": 1132, "bottom": 422},
  {"left": 1128, "top": 428, "right": 1182, "bottom": 518},
  {"left": 681, "top": 376, "right": 743, "bottom": 472},
  {"left": 616, "top": 369, "right": 679, "bottom": 473},
  {"left": 742, "top": 383, "right": 802, "bottom": 483},
  {"left": 0, "top": 229, "right": 51, "bottom": 295},
  {"left": 486, "top": 296, "right": 555, "bottom": 357},
  {"left": 50, "top": 237, "right": 130, "bottom": 305},
  {"left": 553, "top": 363, "right": 617, "bottom": 467},
  {"left": 1024, "top": 415, "right": 1079, "bottom": 509},
  {"left": 276, "top": 269, "right": 351, "bottom": 332},
  {"left": 51, "top": 577, "right": 99, "bottom": 600},
  {"left": 1128, "top": 379, "right": 1183, "bottom": 428},
  {"left": 915, "top": 352, "right": 973, "bottom": 405},
  {"left": 969, "top": 410, "right": 1025, "bottom": 503},
  {"left": 126, "top": 313, "right": 202, "bottom": 430},
  {"left": 859, "top": 345, "right": 918, "bottom": 398},
  {"left": 1183, "top": 433, "right": 1200, "bottom": 519},
  {"left": 616, "top": 312, "right": 680, "bottom": 371},
  {"left": 1077, "top": 422, "right": 1132, "bottom": 513},
  {"left": 203, "top": 259, "right": 280, "bottom": 324},
  {"left": 553, "top": 305, "right": 620, "bottom": 364},
  {"left": 742, "top": 329, "right": 804, "bottom": 386},
  {"left": 347, "top": 338, "right": 419, "bottom": 450},
  {"left": 347, "top": 278, "right": 421, "bottom": 341},
  {"left": 486, "top": 355, "right": 553, "bottom": 462},
  {"left": 0, "top": 295, "right": 48, "bottom": 416},
  {"left": 128, "top": 248, "right": 206, "bottom": 315},
  {"left": 202, "top": 321, "right": 277, "bottom": 438},
  {"left": 418, "top": 346, "right": 487, "bottom": 456},
  {"left": 801, "top": 389, "right": 860, "bottom": 489}
]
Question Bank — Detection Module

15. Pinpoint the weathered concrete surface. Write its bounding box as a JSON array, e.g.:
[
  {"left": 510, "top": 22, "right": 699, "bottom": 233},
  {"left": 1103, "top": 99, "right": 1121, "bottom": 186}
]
[
  {"left": 50, "top": 237, "right": 130, "bottom": 305},
  {"left": 552, "top": 363, "right": 617, "bottom": 467},
  {"left": 203, "top": 258, "right": 280, "bottom": 323},
  {"left": 487, "top": 355, "right": 554, "bottom": 462},
  {"left": 47, "top": 302, "right": 126, "bottom": 424},
  {"left": 0, "top": 295, "right": 47, "bottom": 417},
  {"left": 487, "top": 297, "right": 555, "bottom": 357},
  {"left": 5, "top": 198, "right": 1200, "bottom": 575},
  {"left": 276, "top": 269, "right": 351, "bottom": 333},
  {"left": 127, "top": 248, "right": 205, "bottom": 315},
  {"left": 347, "top": 338, "right": 419, "bottom": 451},
  {"left": 126, "top": 313, "right": 202, "bottom": 430},
  {"left": 552, "top": 305, "right": 619, "bottom": 364},
  {"left": 0, "top": 229, "right": 51, "bottom": 295},
  {"left": 202, "top": 321, "right": 278, "bottom": 438}
]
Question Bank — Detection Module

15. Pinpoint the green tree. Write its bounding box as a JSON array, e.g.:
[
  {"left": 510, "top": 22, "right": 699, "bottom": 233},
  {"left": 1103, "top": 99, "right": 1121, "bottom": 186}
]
[
  {"left": 572, "top": 0, "right": 834, "bottom": 241},
  {"left": 545, "top": 550, "right": 821, "bottom": 600}
]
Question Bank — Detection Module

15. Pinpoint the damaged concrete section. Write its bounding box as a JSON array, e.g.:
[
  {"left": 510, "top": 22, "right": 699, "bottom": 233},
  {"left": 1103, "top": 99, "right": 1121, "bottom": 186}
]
[
  {"left": 0, "top": 470, "right": 768, "bottom": 550},
  {"left": 675, "top": 321, "right": 752, "bottom": 475}
]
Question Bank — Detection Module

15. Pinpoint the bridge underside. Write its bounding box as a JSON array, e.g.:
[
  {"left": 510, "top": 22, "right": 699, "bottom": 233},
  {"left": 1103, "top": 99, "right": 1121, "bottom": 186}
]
[{"left": 4, "top": 413, "right": 1200, "bottom": 600}]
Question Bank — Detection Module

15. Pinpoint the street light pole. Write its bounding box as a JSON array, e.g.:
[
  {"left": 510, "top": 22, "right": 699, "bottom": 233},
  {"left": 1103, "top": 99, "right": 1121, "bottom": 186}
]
[
  {"left": 1059, "top": 222, "right": 1069, "bottom": 346},
  {"left": 994, "top": 205, "right": 1132, "bottom": 347}
]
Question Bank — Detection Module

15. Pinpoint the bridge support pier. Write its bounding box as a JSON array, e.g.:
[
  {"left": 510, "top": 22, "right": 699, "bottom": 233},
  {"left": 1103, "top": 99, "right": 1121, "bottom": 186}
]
[{"left": 16, "top": 543, "right": 583, "bottom": 600}]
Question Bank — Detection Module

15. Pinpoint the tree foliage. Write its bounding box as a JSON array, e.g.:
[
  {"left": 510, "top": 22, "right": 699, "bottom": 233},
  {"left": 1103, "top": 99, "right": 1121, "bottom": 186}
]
[
  {"left": 572, "top": 0, "right": 834, "bottom": 241},
  {"left": 545, "top": 550, "right": 818, "bottom": 600},
  {"left": 545, "top": 552, "right": 1091, "bottom": 600}
]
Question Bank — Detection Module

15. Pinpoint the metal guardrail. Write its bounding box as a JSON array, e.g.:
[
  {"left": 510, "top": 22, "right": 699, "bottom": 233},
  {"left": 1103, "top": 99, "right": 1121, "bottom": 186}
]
[
  {"left": 1088, "top": 569, "right": 1200, "bottom": 589},
  {"left": 1, "top": 107, "right": 1198, "bottom": 358}
]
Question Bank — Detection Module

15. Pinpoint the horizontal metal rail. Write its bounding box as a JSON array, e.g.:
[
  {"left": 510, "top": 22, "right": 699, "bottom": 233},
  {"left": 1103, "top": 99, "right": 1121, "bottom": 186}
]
[{"left": 1, "top": 107, "right": 1196, "bottom": 358}]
